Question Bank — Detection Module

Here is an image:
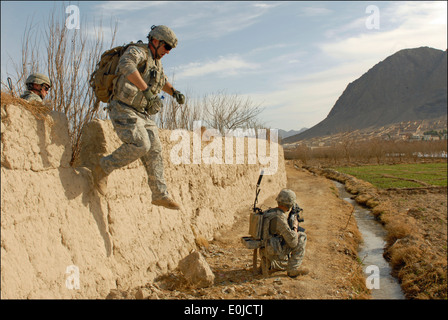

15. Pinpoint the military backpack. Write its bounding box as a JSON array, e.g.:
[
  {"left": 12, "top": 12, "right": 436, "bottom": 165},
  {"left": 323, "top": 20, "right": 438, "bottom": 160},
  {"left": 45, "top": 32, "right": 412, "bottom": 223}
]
[{"left": 89, "top": 42, "right": 144, "bottom": 106}]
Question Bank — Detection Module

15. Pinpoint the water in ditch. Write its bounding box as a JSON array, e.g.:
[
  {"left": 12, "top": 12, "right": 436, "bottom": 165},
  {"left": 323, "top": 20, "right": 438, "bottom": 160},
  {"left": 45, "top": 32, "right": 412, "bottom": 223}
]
[{"left": 333, "top": 181, "right": 405, "bottom": 299}]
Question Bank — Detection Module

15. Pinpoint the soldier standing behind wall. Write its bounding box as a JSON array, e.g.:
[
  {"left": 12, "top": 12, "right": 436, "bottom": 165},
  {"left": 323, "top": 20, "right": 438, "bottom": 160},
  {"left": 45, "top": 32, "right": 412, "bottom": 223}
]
[
  {"left": 20, "top": 73, "right": 52, "bottom": 102},
  {"left": 92, "top": 25, "right": 185, "bottom": 210}
]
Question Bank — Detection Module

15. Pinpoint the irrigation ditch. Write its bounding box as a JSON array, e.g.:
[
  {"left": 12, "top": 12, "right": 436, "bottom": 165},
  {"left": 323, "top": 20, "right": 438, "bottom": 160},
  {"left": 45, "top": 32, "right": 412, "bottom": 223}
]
[
  {"left": 333, "top": 180, "right": 405, "bottom": 299},
  {"left": 302, "top": 162, "right": 447, "bottom": 299},
  {"left": 299, "top": 164, "right": 406, "bottom": 298}
]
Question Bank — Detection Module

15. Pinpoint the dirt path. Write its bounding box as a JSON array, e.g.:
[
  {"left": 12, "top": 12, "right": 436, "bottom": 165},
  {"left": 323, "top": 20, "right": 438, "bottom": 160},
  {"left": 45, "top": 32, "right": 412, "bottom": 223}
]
[{"left": 120, "top": 161, "right": 370, "bottom": 300}]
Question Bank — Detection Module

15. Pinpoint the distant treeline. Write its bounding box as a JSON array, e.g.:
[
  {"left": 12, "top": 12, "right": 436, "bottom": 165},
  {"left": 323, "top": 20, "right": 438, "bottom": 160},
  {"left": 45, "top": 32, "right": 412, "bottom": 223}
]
[
  {"left": 423, "top": 129, "right": 447, "bottom": 136},
  {"left": 284, "top": 139, "right": 447, "bottom": 166}
]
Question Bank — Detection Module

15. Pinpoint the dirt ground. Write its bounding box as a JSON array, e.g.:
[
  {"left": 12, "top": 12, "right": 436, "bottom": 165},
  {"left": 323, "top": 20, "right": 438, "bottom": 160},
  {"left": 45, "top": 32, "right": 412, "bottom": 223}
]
[
  {"left": 377, "top": 188, "right": 447, "bottom": 299},
  {"left": 110, "top": 161, "right": 370, "bottom": 300}
]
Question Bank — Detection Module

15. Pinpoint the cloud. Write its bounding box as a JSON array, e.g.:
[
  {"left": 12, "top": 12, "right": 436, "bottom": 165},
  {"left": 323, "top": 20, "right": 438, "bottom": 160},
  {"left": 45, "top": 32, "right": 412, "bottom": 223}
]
[
  {"left": 387, "top": 1, "right": 447, "bottom": 26},
  {"left": 324, "top": 16, "right": 366, "bottom": 38},
  {"left": 175, "top": 55, "right": 259, "bottom": 79},
  {"left": 94, "top": 1, "right": 169, "bottom": 12},
  {"left": 321, "top": 1, "right": 447, "bottom": 62},
  {"left": 92, "top": 1, "right": 276, "bottom": 43},
  {"left": 249, "top": 59, "right": 369, "bottom": 130},
  {"left": 162, "top": 2, "right": 280, "bottom": 41},
  {"left": 299, "top": 6, "right": 333, "bottom": 17},
  {"left": 252, "top": 2, "right": 281, "bottom": 10}
]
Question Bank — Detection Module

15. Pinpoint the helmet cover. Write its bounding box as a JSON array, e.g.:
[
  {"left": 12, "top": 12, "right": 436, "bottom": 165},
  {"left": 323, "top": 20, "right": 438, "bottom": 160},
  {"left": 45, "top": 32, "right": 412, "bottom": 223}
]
[
  {"left": 148, "top": 25, "right": 178, "bottom": 48},
  {"left": 25, "top": 73, "right": 51, "bottom": 87},
  {"left": 275, "top": 189, "right": 296, "bottom": 208}
]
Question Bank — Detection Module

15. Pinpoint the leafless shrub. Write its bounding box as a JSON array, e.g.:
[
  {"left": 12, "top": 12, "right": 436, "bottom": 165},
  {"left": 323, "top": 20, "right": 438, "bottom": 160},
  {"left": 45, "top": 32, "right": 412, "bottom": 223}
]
[
  {"left": 201, "top": 91, "right": 264, "bottom": 134},
  {"left": 2, "top": 5, "right": 117, "bottom": 165},
  {"left": 156, "top": 88, "right": 204, "bottom": 131},
  {"left": 156, "top": 89, "right": 266, "bottom": 134}
]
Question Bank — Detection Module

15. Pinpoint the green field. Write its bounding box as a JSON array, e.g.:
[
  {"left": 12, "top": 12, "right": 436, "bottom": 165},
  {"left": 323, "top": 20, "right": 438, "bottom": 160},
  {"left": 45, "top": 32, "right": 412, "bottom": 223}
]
[{"left": 334, "top": 163, "right": 447, "bottom": 189}]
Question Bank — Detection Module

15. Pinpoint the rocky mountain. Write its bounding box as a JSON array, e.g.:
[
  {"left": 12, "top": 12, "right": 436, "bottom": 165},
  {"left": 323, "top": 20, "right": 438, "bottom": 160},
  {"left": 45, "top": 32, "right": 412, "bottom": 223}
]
[
  {"left": 284, "top": 47, "right": 447, "bottom": 143},
  {"left": 278, "top": 128, "right": 308, "bottom": 139}
]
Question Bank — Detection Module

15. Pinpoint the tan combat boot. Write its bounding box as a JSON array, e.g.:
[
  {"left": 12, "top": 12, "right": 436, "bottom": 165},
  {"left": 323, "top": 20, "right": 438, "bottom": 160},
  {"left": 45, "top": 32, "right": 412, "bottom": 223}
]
[
  {"left": 287, "top": 267, "right": 309, "bottom": 278},
  {"left": 151, "top": 196, "right": 180, "bottom": 210},
  {"left": 92, "top": 164, "right": 108, "bottom": 196}
]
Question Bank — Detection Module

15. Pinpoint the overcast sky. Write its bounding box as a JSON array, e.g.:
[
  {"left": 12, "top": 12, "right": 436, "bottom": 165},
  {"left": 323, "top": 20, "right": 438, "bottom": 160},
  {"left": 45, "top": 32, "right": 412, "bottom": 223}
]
[{"left": 1, "top": 1, "right": 447, "bottom": 131}]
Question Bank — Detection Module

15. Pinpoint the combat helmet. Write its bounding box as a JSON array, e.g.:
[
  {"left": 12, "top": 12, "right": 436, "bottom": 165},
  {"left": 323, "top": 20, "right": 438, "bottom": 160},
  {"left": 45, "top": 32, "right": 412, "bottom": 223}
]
[
  {"left": 276, "top": 189, "right": 296, "bottom": 208},
  {"left": 147, "top": 25, "right": 178, "bottom": 49},
  {"left": 25, "top": 73, "right": 52, "bottom": 88}
]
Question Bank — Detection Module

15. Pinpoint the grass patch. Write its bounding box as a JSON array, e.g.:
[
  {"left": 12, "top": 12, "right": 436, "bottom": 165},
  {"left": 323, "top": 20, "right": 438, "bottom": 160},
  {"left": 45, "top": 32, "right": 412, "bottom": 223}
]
[{"left": 334, "top": 163, "right": 447, "bottom": 189}]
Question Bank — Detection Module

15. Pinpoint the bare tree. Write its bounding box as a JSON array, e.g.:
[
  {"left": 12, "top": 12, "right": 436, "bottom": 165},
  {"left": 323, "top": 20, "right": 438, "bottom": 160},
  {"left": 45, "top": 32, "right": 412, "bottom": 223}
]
[
  {"left": 2, "top": 4, "right": 117, "bottom": 165},
  {"left": 44, "top": 9, "right": 118, "bottom": 164},
  {"left": 156, "top": 87, "right": 205, "bottom": 131},
  {"left": 156, "top": 88, "right": 265, "bottom": 134},
  {"left": 202, "top": 92, "right": 264, "bottom": 134}
]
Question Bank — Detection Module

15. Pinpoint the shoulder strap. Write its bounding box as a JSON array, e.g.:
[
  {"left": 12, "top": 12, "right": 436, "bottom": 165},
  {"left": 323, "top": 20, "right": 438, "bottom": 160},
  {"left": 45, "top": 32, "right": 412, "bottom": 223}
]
[{"left": 261, "top": 209, "right": 282, "bottom": 242}]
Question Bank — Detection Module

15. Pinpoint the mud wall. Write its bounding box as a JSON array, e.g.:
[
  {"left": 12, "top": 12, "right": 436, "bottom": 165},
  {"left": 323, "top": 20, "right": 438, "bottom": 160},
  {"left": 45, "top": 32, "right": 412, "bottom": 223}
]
[{"left": 0, "top": 102, "right": 286, "bottom": 299}]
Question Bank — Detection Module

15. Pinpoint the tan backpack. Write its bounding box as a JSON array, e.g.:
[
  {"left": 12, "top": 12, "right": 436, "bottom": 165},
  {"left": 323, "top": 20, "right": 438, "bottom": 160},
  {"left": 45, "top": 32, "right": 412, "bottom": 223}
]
[{"left": 89, "top": 42, "right": 145, "bottom": 108}]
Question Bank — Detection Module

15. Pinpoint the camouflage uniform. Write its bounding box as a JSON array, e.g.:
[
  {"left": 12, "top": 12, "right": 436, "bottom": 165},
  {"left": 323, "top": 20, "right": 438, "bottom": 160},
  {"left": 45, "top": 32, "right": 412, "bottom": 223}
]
[
  {"left": 261, "top": 189, "right": 307, "bottom": 276},
  {"left": 262, "top": 208, "right": 307, "bottom": 273},
  {"left": 20, "top": 90, "right": 43, "bottom": 102},
  {"left": 99, "top": 44, "right": 169, "bottom": 200}
]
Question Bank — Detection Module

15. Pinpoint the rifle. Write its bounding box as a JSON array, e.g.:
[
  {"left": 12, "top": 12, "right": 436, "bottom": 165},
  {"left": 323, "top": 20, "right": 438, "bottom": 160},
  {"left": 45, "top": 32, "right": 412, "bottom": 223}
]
[
  {"left": 253, "top": 169, "right": 264, "bottom": 214},
  {"left": 288, "top": 203, "right": 305, "bottom": 232},
  {"left": 7, "top": 77, "right": 15, "bottom": 97}
]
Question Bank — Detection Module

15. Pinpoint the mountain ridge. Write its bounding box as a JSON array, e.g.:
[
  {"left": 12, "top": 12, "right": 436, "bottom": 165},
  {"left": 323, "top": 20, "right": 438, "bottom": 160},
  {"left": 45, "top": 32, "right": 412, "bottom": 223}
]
[
  {"left": 278, "top": 128, "right": 308, "bottom": 139},
  {"left": 284, "top": 47, "right": 447, "bottom": 143}
]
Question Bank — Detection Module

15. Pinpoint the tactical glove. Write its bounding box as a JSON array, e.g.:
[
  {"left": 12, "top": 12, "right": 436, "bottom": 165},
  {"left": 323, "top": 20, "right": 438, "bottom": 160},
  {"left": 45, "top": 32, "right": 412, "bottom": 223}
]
[
  {"left": 172, "top": 90, "right": 185, "bottom": 105},
  {"left": 143, "top": 86, "right": 154, "bottom": 101},
  {"left": 146, "top": 96, "right": 163, "bottom": 115}
]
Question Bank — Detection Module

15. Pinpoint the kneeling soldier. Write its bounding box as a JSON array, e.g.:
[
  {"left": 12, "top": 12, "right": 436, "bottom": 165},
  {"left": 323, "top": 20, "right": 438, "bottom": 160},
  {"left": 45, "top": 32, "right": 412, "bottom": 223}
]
[{"left": 262, "top": 189, "right": 308, "bottom": 277}]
